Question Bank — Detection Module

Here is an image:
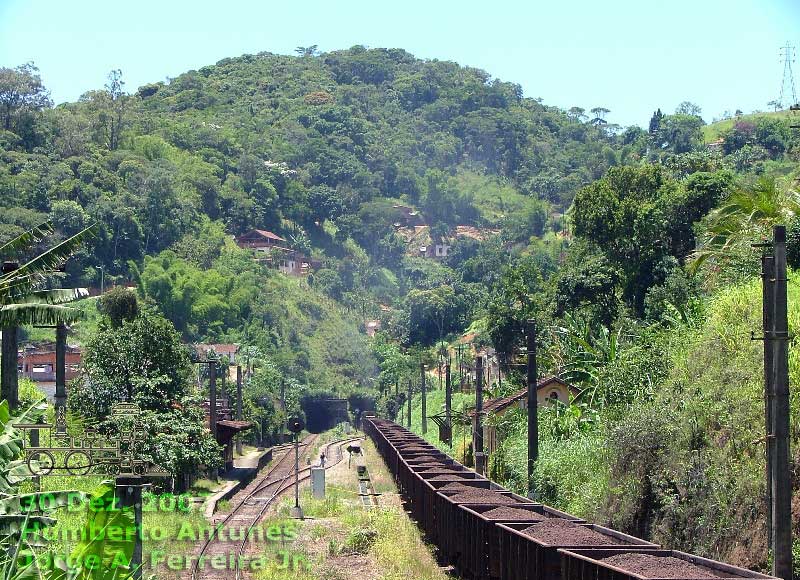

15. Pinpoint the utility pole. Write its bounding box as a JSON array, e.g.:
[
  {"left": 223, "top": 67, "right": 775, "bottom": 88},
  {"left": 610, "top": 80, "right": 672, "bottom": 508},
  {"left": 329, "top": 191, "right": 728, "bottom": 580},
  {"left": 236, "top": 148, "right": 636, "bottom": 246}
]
[
  {"left": 438, "top": 352, "right": 443, "bottom": 391},
  {"left": 457, "top": 344, "right": 464, "bottom": 391},
  {"left": 294, "top": 432, "right": 301, "bottom": 512},
  {"left": 280, "top": 378, "right": 286, "bottom": 444},
  {"left": 421, "top": 363, "right": 427, "bottom": 434},
  {"left": 526, "top": 319, "right": 538, "bottom": 499},
  {"left": 474, "top": 355, "right": 485, "bottom": 474},
  {"left": 771, "top": 225, "right": 792, "bottom": 580},
  {"left": 760, "top": 252, "right": 775, "bottom": 550},
  {"left": 1, "top": 326, "right": 17, "bottom": 410},
  {"left": 116, "top": 476, "right": 144, "bottom": 580},
  {"left": 407, "top": 380, "right": 412, "bottom": 429},
  {"left": 54, "top": 323, "right": 67, "bottom": 433},
  {"left": 445, "top": 359, "right": 452, "bottom": 443},
  {"left": 236, "top": 365, "right": 243, "bottom": 456},
  {"left": 208, "top": 361, "right": 217, "bottom": 440},
  {"left": 0, "top": 263, "right": 18, "bottom": 411}
]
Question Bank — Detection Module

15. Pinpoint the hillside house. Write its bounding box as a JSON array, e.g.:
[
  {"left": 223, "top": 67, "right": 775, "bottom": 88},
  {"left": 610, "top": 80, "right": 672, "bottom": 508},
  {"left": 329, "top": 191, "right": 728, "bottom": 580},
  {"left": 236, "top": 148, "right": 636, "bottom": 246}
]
[
  {"left": 471, "top": 376, "right": 580, "bottom": 455},
  {"left": 418, "top": 242, "right": 451, "bottom": 259},
  {"left": 18, "top": 344, "right": 82, "bottom": 385},
  {"left": 235, "top": 229, "right": 288, "bottom": 251},
  {"left": 365, "top": 320, "right": 381, "bottom": 337},
  {"left": 235, "top": 229, "right": 318, "bottom": 277},
  {"left": 277, "top": 250, "right": 318, "bottom": 277},
  {"left": 195, "top": 343, "right": 239, "bottom": 363},
  {"left": 392, "top": 204, "right": 424, "bottom": 227}
]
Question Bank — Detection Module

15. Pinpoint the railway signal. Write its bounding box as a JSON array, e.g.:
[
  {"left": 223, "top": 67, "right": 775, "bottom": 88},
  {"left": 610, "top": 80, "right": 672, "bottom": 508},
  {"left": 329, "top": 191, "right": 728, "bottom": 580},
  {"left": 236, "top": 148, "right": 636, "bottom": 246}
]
[{"left": 287, "top": 416, "right": 305, "bottom": 519}]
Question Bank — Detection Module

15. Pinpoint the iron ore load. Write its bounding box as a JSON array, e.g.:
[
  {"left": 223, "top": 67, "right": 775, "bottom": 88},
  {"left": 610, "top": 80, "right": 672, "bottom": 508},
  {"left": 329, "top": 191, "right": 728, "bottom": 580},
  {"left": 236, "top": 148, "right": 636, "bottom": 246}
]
[{"left": 363, "top": 416, "right": 779, "bottom": 580}]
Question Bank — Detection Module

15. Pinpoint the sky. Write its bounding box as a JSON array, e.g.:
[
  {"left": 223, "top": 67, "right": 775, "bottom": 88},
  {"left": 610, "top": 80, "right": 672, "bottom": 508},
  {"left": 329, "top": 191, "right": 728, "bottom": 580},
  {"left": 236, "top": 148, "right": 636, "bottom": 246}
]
[{"left": 0, "top": 0, "right": 799, "bottom": 127}]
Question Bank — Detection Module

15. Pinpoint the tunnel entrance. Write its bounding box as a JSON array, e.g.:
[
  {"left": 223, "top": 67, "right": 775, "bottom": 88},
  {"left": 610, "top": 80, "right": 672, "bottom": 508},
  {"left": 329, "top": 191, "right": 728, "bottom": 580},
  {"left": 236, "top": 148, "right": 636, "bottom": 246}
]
[{"left": 301, "top": 395, "right": 350, "bottom": 432}]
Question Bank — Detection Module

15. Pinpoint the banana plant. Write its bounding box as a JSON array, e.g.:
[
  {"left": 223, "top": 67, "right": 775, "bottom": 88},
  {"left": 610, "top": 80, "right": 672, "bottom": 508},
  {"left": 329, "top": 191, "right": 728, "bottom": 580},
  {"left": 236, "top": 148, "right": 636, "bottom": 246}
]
[
  {"left": 0, "top": 398, "right": 93, "bottom": 580},
  {"left": 0, "top": 398, "right": 135, "bottom": 580},
  {"left": 552, "top": 313, "right": 624, "bottom": 408},
  {"left": 0, "top": 222, "right": 96, "bottom": 327}
]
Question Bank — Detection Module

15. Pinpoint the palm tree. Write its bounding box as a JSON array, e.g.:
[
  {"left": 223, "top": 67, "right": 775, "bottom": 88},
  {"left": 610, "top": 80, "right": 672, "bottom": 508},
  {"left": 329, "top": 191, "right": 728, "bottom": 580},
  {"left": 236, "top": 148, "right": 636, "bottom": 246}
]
[
  {"left": 690, "top": 177, "right": 800, "bottom": 272},
  {"left": 0, "top": 222, "right": 95, "bottom": 409}
]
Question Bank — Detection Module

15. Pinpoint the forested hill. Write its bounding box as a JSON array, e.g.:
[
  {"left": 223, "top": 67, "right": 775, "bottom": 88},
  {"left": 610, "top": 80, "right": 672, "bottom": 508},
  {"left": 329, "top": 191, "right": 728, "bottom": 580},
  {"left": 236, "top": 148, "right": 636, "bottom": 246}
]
[{"left": 1, "top": 46, "right": 629, "bottom": 280}]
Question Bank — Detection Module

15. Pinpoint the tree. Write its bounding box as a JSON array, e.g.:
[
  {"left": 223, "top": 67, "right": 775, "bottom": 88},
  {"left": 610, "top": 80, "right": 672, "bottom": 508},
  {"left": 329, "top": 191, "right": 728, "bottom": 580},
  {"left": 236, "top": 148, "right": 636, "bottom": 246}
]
[
  {"left": 648, "top": 109, "right": 664, "bottom": 134},
  {"left": 104, "top": 69, "right": 127, "bottom": 150},
  {"left": 74, "top": 308, "right": 194, "bottom": 415},
  {"left": 692, "top": 176, "right": 800, "bottom": 271},
  {"left": 307, "top": 185, "right": 345, "bottom": 224},
  {"left": 486, "top": 256, "right": 545, "bottom": 356},
  {"left": 590, "top": 107, "right": 610, "bottom": 125},
  {"left": 568, "top": 107, "right": 587, "bottom": 122},
  {"left": 555, "top": 242, "right": 623, "bottom": 327},
  {"left": 404, "top": 285, "right": 465, "bottom": 345},
  {"left": 0, "top": 223, "right": 93, "bottom": 327},
  {"left": 81, "top": 69, "right": 128, "bottom": 150},
  {"left": 98, "top": 286, "right": 138, "bottom": 327},
  {"left": 101, "top": 404, "right": 221, "bottom": 486},
  {"left": 295, "top": 45, "right": 319, "bottom": 57},
  {"left": 571, "top": 164, "right": 700, "bottom": 312},
  {"left": 675, "top": 101, "right": 702, "bottom": 117},
  {"left": 0, "top": 222, "right": 93, "bottom": 409},
  {"left": 655, "top": 113, "right": 704, "bottom": 153},
  {"left": 0, "top": 63, "right": 51, "bottom": 132}
]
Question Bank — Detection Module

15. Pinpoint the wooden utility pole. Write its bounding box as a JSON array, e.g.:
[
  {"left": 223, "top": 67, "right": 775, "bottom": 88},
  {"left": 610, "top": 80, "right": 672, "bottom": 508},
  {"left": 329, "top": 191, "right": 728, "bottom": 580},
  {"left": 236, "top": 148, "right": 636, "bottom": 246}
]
[
  {"left": 526, "top": 319, "right": 538, "bottom": 498},
  {"left": 771, "top": 226, "right": 792, "bottom": 580},
  {"left": 474, "top": 355, "right": 485, "bottom": 474},
  {"left": 421, "top": 363, "right": 427, "bottom": 434},
  {"left": 236, "top": 365, "right": 243, "bottom": 456}
]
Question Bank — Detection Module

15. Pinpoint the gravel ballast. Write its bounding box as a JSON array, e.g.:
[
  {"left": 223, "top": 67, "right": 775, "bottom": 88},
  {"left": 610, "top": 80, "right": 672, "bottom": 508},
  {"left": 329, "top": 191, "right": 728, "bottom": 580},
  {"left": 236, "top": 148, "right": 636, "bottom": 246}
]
[
  {"left": 521, "top": 520, "right": 621, "bottom": 546},
  {"left": 600, "top": 553, "right": 722, "bottom": 579}
]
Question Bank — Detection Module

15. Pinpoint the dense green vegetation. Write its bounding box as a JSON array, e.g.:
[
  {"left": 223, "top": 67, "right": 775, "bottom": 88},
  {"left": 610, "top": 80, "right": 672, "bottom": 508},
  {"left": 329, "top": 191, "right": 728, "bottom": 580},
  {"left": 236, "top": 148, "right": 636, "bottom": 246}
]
[{"left": 3, "top": 45, "right": 800, "bottom": 578}]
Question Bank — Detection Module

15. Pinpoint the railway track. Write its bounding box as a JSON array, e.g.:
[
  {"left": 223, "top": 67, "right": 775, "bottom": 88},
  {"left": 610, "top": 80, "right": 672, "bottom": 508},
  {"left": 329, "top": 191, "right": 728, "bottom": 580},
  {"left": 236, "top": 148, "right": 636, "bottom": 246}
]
[{"left": 188, "top": 434, "right": 363, "bottom": 580}]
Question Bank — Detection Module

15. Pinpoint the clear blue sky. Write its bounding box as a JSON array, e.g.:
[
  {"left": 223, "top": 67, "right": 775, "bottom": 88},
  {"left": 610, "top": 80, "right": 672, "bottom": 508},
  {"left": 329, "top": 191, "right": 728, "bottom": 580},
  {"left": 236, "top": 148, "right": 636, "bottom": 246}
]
[{"left": 1, "top": 0, "right": 798, "bottom": 127}]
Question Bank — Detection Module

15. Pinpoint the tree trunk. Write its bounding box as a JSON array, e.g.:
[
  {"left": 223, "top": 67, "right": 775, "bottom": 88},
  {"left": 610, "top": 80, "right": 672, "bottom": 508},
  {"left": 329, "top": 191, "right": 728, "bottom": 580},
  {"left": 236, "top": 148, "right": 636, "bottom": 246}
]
[{"left": 1, "top": 327, "right": 18, "bottom": 410}]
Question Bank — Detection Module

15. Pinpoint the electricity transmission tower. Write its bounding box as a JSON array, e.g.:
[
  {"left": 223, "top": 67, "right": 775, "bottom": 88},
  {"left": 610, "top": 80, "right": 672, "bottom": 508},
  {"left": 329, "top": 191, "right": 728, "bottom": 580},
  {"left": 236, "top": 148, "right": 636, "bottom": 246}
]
[{"left": 778, "top": 42, "right": 797, "bottom": 109}]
